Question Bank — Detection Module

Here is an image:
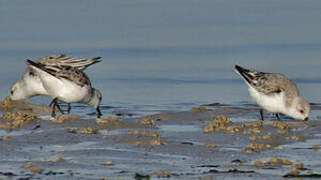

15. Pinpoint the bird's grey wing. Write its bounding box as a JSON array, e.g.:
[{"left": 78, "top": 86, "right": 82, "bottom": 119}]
[
  {"left": 55, "top": 66, "right": 92, "bottom": 87},
  {"left": 27, "top": 60, "right": 91, "bottom": 87},
  {"left": 253, "top": 74, "right": 285, "bottom": 95},
  {"left": 249, "top": 73, "right": 299, "bottom": 98},
  {"left": 235, "top": 65, "right": 285, "bottom": 95},
  {"left": 35, "top": 54, "right": 101, "bottom": 71}
]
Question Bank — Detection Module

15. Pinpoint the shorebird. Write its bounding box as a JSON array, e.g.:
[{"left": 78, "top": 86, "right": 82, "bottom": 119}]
[
  {"left": 235, "top": 65, "right": 310, "bottom": 121},
  {"left": 25, "top": 59, "right": 102, "bottom": 118},
  {"left": 10, "top": 54, "right": 101, "bottom": 113}
]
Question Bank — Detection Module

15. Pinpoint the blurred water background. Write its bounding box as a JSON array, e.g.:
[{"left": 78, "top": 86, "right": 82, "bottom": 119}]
[{"left": 1, "top": 0, "right": 321, "bottom": 117}]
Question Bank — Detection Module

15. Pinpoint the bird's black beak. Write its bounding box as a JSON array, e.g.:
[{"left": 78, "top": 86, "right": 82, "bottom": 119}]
[{"left": 304, "top": 117, "right": 309, "bottom": 121}]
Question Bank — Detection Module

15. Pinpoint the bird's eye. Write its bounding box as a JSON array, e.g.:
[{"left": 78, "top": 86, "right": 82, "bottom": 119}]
[
  {"left": 10, "top": 90, "right": 13, "bottom": 95},
  {"left": 300, "top": 110, "right": 304, "bottom": 114}
]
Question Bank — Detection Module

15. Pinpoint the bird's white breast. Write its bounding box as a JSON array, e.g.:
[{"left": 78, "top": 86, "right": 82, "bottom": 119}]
[
  {"left": 37, "top": 72, "right": 89, "bottom": 103},
  {"left": 58, "top": 78, "right": 90, "bottom": 103},
  {"left": 248, "top": 86, "right": 286, "bottom": 113}
]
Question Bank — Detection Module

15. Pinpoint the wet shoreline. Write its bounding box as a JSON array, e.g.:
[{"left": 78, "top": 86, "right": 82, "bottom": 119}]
[{"left": 0, "top": 98, "right": 320, "bottom": 179}]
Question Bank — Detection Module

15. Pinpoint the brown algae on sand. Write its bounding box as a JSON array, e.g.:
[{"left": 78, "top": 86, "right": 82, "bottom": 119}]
[
  {"left": 225, "top": 125, "right": 244, "bottom": 133},
  {"left": 312, "top": 145, "right": 320, "bottom": 151},
  {"left": 138, "top": 117, "right": 156, "bottom": 126},
  {"left": 288, "top": 166, "right": 300, "bottom": 175},
  {"left": 2, "top": 136, "right": 13, "bottom": 141},
  {"left": 287, "top": 135, "right": 305, "bottom": 141},
  {"left": 243, "top": 121, "right": 263, "bottom": 134},
  {"left": 244, "top": 143, "right": 271, "bottom": 154},
  {"left": 281, "top": 159, "right": 293, "bottom": 166},
  {"left": 271, "top": 121, "right": 292, "bottom": 135},
  {"left": 96, "top": 117, "right": 147, "bottom": 131},
  {"left": 244, "top": 121, "right": 263, "bottom": 128},
  {"left": 277, "top": 129, "right": 290, "bottom": 135},
  {"left": 52, "top": 114, "right": 79, "bottom": 124},
  {"left": 155, "top": 170, "right": 171, "bottom": 178},
  {"left": 130, "top": 139, "right": 167, "bottom": 146},
  {"left": 253, "top": 157, "right": 292, "bottom": 168},
  {"left": 295, "top": 162, "right": 304, "bottom": 169},
  {"left": 22, "top": 163, "right": 43, "bottom": 174},
  {"left": 272, "top": 121, "right": 289, "bottom": 129},
  {"left": 101, "top": 161, "right": 114, "bottom": 166},
  {"left": 68, "top": 127, "right": 97, "bottom": 134},
  {"left": 204, "top": 115, "right": 263, "bottom": 134},
  {"left": 0, "top": 97, "right": 51, "bottom": 114},
  {"left": 203, "top": 115, "right": 231, "bottom": 133},
  {"left": 0, "top": 97, "right": 13, "bottom": 110},
  {"left": 127, "top": 129, "right": 166, "bottom": 146},
  {"left": 283, "top": 162, "right": 307, "bottom": 176},
  {"left": 205, "top": 144, "right": 217, "bottom": 148},
  {"left": 128, "top": 130, "right": 160, "bottom": 138},
  {"left": 96, "top": 116, "right": 119, "bottom": 124},
  {"left": 190, "top": 106, "right": 207, "bottom": 113},
  {"left": 307, "top": 170, "right": 313, "bottom": 175},
  {"left": 0, "top": 112, "right": 37, "bottom": 130},
  {"left": 249, "top": 134, "right": 272, "bottom": 142}
]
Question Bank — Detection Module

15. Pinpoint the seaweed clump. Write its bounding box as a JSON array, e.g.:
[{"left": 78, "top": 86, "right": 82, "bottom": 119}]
[
  {"left": 0, "top": 97, "right": 13, "bottom": 111},
  {"left": 203, "top": 115, "right": 231, "bottom": 133},
  {"left": 203, "top": 115, "right": 263, "bottom": 134},
  {"left": 253, "top": 157, "right": 292, "bottom": 168},
  {"left": 0, "top": 112, "right": 37, "bottom": 130}
]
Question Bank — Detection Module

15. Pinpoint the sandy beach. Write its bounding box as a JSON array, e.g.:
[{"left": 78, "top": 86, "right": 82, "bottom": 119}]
[{"left": 0, "top": 98, "right": 320, "bottom": 179}]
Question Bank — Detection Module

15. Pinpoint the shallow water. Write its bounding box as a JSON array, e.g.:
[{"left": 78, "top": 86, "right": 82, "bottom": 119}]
[
  {"left": 1, "top": 0, "right": 321, "bottom": 117},
  {"left": 1, "top": 0, "right": 321, "bottom": 179}
]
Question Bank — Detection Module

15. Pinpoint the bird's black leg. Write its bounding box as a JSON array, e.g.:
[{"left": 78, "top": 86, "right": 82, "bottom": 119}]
[
  {"left": 275, "top": 113, "right": 281, "bottom": 121},
  {"left": 96, "top": 106, "right": 102, "bottom": 118},
  {"left": 67, "top": 103, "right": 71, "bottom": 114},
  {"left": 51, "top": 98, "right": 58, "bottom": 117},
  {"left": 56, "top": 104, "right": 64, "bottom": 114},
  {"left": 48, "top": 99, "right": 55, "bottom": 107},
  {"left": 49, "top": 99, "right": 64, "bottom": 114},
  {"left": 260, "top": 109, "right": 264, "bottom": 121}
]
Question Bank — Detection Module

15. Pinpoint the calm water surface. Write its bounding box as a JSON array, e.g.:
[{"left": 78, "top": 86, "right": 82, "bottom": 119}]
[{"left": 1, "top": 0, "right": 321, "bottom": 117}]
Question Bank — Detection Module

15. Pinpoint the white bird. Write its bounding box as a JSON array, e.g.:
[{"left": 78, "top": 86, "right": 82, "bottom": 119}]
[
  {"left": 26, "top": 59, "right": 102, "bottom": 118},
  {"left": 10, "top": 54, "right": 101, "bottom": 113},
  {"left": 235, "top": 65, "right": 310, "bottom": 121}
]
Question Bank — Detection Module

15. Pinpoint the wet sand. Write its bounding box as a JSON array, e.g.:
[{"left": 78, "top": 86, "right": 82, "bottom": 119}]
[{"left": 0, "top": 97, "right": 321, "bottom": 179}]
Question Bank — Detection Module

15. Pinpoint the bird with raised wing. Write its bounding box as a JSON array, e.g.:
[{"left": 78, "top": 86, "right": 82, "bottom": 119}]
[
  {"left": 26, "top": 59, "right": 102, "bottom": 118},
  {"left": 10, "top": 54, "right": 101, "bottom": 113}
]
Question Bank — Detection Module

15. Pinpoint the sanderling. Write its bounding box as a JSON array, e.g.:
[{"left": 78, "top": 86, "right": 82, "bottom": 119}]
[
  {"left": 26, "top": 59, "right": 102, "bottom": 118},
  {"left": 10, "top": 55, "right": 101, "bottom": 113},
  {"left": 35, "top": 54, "right": 101, "bottom": 71},
  {"left": 234, "top": 65, "right": 310, "bottom": 121}
]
